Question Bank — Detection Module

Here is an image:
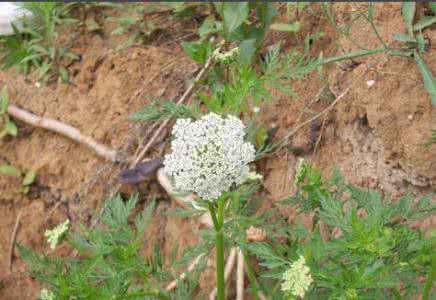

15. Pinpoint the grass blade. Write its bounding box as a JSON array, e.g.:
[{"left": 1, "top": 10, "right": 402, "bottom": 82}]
[{"left": 414, "top": 51, "right": 436, "bottom": 106}]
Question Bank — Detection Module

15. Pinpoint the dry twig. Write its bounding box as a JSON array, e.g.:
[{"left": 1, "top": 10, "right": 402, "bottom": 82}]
[
  {"left": 236, "top": 248, "right": 245, "bottom": 300},
  {"left": 9, "top": 211, "right": 23, "bottom": 272},
  {"left": 165, "top": 253, "right": 205, "bottom": 291},
  {"left": 8, "top": 104, "right": 119, "bottom": 162}
]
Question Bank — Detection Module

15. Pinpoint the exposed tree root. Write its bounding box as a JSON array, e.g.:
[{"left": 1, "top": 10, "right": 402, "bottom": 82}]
[{"left": 8, "top": 104, "right": 120, "bottom": 162}]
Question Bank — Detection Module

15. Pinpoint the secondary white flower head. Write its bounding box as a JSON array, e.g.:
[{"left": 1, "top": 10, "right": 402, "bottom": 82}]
[
  {"left": 39, "top": 288, "right": 55, "bottom": 300},
  {"left": 281, "top": 255, "right": 313, "bottom": 298},
  {"left": 213, "top": 47, "right": 240, "bottom": 64},
  {"left": 44, "top": 219, "right": 70, "bottom": 250},
  {"left": 294, "top": 158, "right": 307, "bottom": 186},
  {"left": 164, "top": 113, "right": 255, "bottom": 201}
]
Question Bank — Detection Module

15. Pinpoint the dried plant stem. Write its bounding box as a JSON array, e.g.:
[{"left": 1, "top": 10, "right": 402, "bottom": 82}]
[
  {"left": 277, "top": 85, "right": 353, "bottom": 151},
  {"left": 131, "top": 53, "right": 216, "bottom": 167},
  {"left": 165, "top": 253, "right": 205, "bottom": 291},
  {"left": 8, "top": 104, "right": 119, "bottom": 162},
  {"left": 277, "top": 67, "right": 369, "bottom": 151},
  {"left": 236, "top": 248, "right": 245, "bottom": 300},
  {"left": 9, "top": 211, "right": 23, "bottom": 272}
]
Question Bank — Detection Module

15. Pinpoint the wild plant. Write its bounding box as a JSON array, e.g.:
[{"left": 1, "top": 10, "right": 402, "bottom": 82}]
[
  {"left": 0, "top": 3, "right": 79, "bottom": 83},
  {"left": 0, "top": 86, "right": 17, "bottom": 139},
  {"left": 19, "top": 194, "right": 172, "bottom": 300},
  {"left": 249, "top": 161, "right": 436, "bottom": 299}
]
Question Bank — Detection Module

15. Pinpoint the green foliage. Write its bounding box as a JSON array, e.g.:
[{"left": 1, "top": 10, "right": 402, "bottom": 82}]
[
  {"left": 0, "top": 86, "right": 18, "bottom": 139},
  {"left": 19, "top": 194, "right": 171, "bottom": 300},
  {"left": 181, "top": 40, "right": 213, "bottom": 64},
  {"left": 130, "top": 100, "right": 201, "bottom": 122},
  {"left": 110, "top": 4, "right": 159, "bottom": 51},
  {"left": 250, "top": 164, "right": 436, "bottom": 299},
  {"left": 0, "top": 3, "right": 79, "bottom": 83},
  {"left": 425, "top": 130, "right": 436, "bottom": 147},
  {"left": 194, "top": 3, "right": 277, "bottom": 64}
]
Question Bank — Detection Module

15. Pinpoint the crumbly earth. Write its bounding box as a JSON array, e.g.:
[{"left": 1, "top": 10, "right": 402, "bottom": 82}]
[{"left": 0, "top": 3, "right": 435, "bottom": 299}]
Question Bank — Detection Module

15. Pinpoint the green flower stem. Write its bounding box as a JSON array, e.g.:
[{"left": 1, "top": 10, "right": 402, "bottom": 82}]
[
  {"left": 423, "top": 250, "right": 436, "bottom": 300},
  {"left": 208, "top": 196, "right": 226, "bottom": 300}
]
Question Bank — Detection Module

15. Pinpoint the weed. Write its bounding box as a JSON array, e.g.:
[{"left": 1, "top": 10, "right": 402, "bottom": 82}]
[
  {"left": 0, "top": 86, "right": 17, "bottom": 139},
  {"left": 110, "top": 4, "right": 160, "bottom": 51},
  {"left": 0, "top": 162, "right": 37, "bottom": 194},
  {"left": 249, "top": 162, "right": 436, "bottom": 299},
  {"left": 0, "top": 3, "right": 79, "bottom": 83},
  {"left": 20, "top": 194, "right": 172, "bottom": 300}
]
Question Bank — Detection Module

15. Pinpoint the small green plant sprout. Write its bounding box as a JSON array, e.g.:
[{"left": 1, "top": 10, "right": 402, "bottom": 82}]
[
  {"left": 164, "top": 113, "right": 256, "bottom": 300},
  {"left": 0, "top": 162, "right": 37, "bottom": 194},
  {"left": 110, "top": 4, "right": 158, "bottom": 51},
  {"left": 425, "top": 129, "right": 436, "bottom": 147},
  {"left": 19, "top": 194, "right": 171, "bottom": 299},
  {"left": 0, "top": 86, "right": 17, "bottom": 139},
  {"left": 44, "top": 219, "right": 70, "bottom": 250},
  {"left": 281, "top": 255, "right": 313, "bottom": 299}
]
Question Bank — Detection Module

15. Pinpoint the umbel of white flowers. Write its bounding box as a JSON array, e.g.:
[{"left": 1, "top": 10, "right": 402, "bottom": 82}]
[
  {"left": 281, "top": 255, "right": 313, "bottom": 298},
  {"left": 44, "top": 219, "right": 70, "bottom": 250},
  {"left": 164, "top": 113, "right": 255, "bottom": 201},
  {"left": 39, "top": 288, "right": 55, "bottom": 300}
]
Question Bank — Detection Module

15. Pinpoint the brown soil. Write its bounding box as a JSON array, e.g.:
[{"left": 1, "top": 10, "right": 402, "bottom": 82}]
[{"left": 0, "top": 3, "right": 435, "bottom": 299}]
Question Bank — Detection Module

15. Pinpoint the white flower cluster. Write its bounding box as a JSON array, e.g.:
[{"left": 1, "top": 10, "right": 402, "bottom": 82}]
[
  {"left": 39, "top": 288, "right": 55, "bottom": 300},
  {"left": 164, "top": 113, "right": 255, "bottom": 201},
  {"left": 44, "top": 219, "right": 70, "bottom": 250},
  {"left": 213, "top": 47, "right": 240, "bottom": 64},
  {"left": 281, "top": 256, "right": 313, "bottom": 298},
  {"left": 294, "top": 158, "right": 307, "bottom": 186}
]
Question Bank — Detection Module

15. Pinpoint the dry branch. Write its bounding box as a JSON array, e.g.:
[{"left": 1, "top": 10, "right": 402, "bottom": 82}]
[
  {"left": 9, "top": 211, "right": 23, "bottom": 272},
  {"left": 8, "top": 104, "right": 119, "bottom": 162},
  {"left": 165, "top": 253, "right": 205, "bottom": 291},
  {"left": 236, "top": 248, "right": 245, "bottom": 300}
]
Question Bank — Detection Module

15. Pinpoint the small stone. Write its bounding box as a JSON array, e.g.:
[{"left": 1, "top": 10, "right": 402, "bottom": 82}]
[
  {"left": 366, "top": 80, "right": 375, "bottom": 87},
  {"left": 35, "top": 82, "right": 42, "bottom": 88},
  {"left": 408, "top": 114, "right": 413, "bottom": 121}
]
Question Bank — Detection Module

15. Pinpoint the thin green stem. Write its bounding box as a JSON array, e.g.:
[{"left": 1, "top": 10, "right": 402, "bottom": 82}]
[
  {"left": 208, "top": 196, "right": 226, "bottom": 300},
  {"left": 423, "top": 250, "right": 436, "bottom": 300}
]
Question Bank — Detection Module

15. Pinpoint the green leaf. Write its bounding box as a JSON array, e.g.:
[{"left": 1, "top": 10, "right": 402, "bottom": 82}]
[
  {"left": 0, "top": 86, "right": 9, "bottom": 115},
  {"left": 181, "top": 41, "right": 212, "bottom": 64},
  {"left": 413, "top": 16, "right": 436, "bottom": 32},
  {"left": 4, "top": 121, "right": 18, "bottom": 136},
  {"left": 402, "top": 2, "right": 416, "bottom": 36},
  {"left": 59, "top": 67, "right": 69, "bottom": 82},
  {"left": 270, "top": 22, "right": 301, "bottom": 32},
  {"left": 238, "top": 39, "right": 257, "bottom": 65},
  {"left": 198, "top": 16, "right": 217, "bottom": 39},
  {"left": 22, "top": 170, "right": 37, "bottom": 186},
  {"left": 368, "top": 3, "right": 375, "bottom": 22},
  {"left": 222, "top": 2, "right": 249, "bottom": 36},
  {"left": 0, "top": 165, "right": 21, "bottom": 177},
  {"left": 414, "top": 50, "right": 436, "bottom": 106},
  {"left": 256, "top": 3, "right": 277, "bottom": 28},
  {"left": 393, "top": 33, "right": 416, "bottom": 43},
  {"left": 431, "top": 3, "right": 436, "bottom": 15}
]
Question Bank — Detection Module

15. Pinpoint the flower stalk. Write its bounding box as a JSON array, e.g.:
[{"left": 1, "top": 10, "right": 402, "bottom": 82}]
[{"left": 209, "top": 196, "right": 226, "bottom": 300}]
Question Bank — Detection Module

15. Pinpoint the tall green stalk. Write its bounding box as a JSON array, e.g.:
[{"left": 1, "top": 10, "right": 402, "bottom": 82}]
[{"left": 208, "top": 196, "right": 226, "bottom": 300}]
